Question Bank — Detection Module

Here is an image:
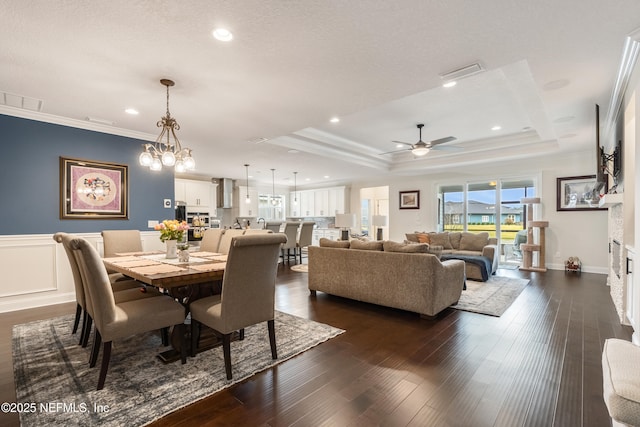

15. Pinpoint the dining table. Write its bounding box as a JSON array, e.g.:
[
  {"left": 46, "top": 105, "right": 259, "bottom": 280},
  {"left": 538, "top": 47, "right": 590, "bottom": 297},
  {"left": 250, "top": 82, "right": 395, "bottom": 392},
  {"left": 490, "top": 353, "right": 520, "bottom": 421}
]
[{"left": 102, "top": 250, "right": 228, "bottom": 362}]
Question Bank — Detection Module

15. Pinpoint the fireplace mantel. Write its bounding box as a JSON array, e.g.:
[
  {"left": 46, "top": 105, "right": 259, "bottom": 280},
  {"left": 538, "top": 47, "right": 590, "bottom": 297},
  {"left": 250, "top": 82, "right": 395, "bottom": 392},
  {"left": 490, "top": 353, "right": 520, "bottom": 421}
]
[{"left": 599, "top": 193, "right": 624, "bottom": 208}]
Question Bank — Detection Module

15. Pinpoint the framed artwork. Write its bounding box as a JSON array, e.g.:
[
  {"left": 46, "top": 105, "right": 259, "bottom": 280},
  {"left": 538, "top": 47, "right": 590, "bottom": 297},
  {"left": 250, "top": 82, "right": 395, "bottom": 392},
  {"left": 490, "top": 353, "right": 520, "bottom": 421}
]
[
  {"left": 399, "top": 190, "right": 420, "bottom": 209},
  {"left": 60, "top": 157, "right": 128, "bottom": 219},
  {"left": 556, "top": 175, "right": 606, "bottom": 211}
]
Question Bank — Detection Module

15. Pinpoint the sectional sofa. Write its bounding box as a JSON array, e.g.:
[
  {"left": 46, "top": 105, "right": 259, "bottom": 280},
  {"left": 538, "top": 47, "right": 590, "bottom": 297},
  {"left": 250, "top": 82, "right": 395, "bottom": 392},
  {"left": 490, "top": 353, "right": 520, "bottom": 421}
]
[{"left": 308, "top": 239, "right": 465, "bottom": 318}]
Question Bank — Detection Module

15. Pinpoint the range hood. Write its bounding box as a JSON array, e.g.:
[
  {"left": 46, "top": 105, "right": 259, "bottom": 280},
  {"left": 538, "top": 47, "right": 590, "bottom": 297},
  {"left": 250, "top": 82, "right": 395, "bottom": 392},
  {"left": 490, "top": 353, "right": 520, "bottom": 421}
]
[{"left": 216, "top": 178, "right": 233, "bottom": 208}]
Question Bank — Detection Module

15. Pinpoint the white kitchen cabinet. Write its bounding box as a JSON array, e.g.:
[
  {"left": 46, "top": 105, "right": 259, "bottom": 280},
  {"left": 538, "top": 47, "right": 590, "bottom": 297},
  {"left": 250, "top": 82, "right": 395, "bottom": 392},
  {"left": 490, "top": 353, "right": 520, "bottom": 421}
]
[
  {"left": 175, "top": 179, "right": 214, "bottom": 209},
  {"left": 312, "top": 228, "right": 341, "bottom": 245},
  {"left": 328, "top": 187, "right": 345, "bottom": 215},
  {"left": 299, "top": 190, "right": 315, "bottom": 217},
  {"left": 238, "top": 185, "right": 259, "bottom": 217}
]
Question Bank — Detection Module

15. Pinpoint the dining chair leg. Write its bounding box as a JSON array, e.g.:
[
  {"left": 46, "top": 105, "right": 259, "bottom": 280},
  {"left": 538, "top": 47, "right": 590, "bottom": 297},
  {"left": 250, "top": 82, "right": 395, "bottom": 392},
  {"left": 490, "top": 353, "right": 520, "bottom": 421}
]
[
  {"left": 90, "top": 330, "right": 102, "bottom": 368},
  {"left": 72, "top": 304, "right": 82, "bottom": 334},
  {"left": 268, "top": 319, "right": 277, "bottom": 359},
  {"left": 222, "top": 333, "right": 232, "bottom": 380},
  {"left": 190, "top": 320, "right": 200, "bottom": 357},
  {"left": 239, "top": 328, "right": 245, "bottom": 340},
  {"left": 161, "top": 327, "right": 169, "bottom": 346},
  {"left": 82, "top": 315, "right": 93, "bottom": 348},
  {"left": 79, "top": 311, "right": 89, "bottom": 345},
  {"left": 97, "top": 341, "right": 112, "bottom": 391},
  {"left": 175, "top": 323, "right": 186, "bottom": 364}
]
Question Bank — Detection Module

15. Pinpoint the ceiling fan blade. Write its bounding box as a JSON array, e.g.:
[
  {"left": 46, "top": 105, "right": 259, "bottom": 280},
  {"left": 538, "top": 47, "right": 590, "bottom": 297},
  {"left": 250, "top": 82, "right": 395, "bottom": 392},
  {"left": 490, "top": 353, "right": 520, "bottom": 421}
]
[
  {"left": 429, "top": 136, "right": 457, "bottom": 146},
  {"left": 379, "top": 148, "right": 411, "bottom": 155},
  {"left": 391, "top": 140, "right": 414, "bottom": 147},
  {"left": 431, "top": 145, "right": 464, "bottom": 151}
]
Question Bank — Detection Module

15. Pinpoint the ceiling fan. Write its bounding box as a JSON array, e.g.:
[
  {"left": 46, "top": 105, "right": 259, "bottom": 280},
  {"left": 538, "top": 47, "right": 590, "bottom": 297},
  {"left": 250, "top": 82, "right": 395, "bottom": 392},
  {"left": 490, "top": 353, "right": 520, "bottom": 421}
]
[{"left": 380, "top": 124, "right": 457, "bottom": 156}]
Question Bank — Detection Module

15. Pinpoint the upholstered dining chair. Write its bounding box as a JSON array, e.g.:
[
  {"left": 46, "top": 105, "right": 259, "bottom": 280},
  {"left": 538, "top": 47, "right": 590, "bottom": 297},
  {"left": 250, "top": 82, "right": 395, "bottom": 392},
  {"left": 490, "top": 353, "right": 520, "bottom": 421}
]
[
  {"left": 101, "top": 229, "right": 145, "bottom": 284},
  {"left": 217, "top": 229, "right": 245, "bottom": 255},
  {"left": 70, "top": 236, "right": 186, "bottom": 390},
  {"left": 54, "top": 232, "right": 161, "bottom": 349},
  {"left": 200, "top": 228, "right": 225, "bottom": 253},
  {"left": 190, "top": 233, "right": 287, "bottom": 380},
  {"left": 265, "top": 221, "right": 282, "bottom": 233},
  {"left": 280, "top": 221, "right": 300, "bottom": 264},
  {"left": 296, "top": 221, "right": 315, "bottom": 263}
]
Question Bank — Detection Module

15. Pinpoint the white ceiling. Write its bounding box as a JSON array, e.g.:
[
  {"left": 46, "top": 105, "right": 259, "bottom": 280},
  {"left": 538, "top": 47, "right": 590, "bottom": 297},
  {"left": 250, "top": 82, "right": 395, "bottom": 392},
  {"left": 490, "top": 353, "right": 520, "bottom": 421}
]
[{"left": 2, "top": 0, "right": 640, "bottom": 187}]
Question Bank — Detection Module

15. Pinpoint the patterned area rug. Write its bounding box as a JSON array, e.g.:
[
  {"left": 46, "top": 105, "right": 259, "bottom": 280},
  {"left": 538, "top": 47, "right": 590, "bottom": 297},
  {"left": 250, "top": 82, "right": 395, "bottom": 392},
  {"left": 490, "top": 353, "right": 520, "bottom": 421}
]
[
  {"left": 452, "top": 275, "right": 530, "bottom": 316},
  {"left": 290, "top": 264, "right": 308, "bottom": 273},
  {"left": 13, "top": 311, "right": 343, "bottom": 426}
]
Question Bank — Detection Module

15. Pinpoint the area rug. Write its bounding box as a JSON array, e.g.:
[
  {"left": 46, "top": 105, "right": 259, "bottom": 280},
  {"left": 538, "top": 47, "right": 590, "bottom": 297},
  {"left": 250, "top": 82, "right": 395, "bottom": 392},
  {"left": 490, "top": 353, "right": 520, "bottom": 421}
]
[
  {"left": 290, "top": 264, "right": 308, "bottom": 273},
  {"left": 451, "top": 275, "right": 530, "bottom": 316},
  {"left": 13, "top": 311, "right": 344, "bottom": 426}
]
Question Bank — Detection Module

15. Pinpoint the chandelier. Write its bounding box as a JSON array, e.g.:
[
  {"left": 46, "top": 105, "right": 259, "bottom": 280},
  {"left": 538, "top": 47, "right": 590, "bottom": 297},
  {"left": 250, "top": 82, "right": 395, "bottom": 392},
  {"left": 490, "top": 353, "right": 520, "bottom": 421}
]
[{"left": 139, "top": 79, "right": 195, "bottom": 172}]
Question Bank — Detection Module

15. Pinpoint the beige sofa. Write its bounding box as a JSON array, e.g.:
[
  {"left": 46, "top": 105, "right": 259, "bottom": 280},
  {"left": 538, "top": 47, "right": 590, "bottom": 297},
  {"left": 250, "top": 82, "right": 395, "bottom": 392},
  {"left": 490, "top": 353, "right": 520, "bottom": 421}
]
[
  {"left": 308, "top": 240, "right": 465, "bottom": 318},
  {"left": 406, "top": 231, "right": 498, "bottom": 281}
]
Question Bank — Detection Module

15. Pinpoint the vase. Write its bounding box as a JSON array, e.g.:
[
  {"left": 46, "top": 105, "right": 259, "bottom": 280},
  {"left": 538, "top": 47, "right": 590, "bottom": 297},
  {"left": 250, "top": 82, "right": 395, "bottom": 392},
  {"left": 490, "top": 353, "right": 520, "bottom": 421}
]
[{"left": 165, "top": 239, "right": 178, "bottom": 259}]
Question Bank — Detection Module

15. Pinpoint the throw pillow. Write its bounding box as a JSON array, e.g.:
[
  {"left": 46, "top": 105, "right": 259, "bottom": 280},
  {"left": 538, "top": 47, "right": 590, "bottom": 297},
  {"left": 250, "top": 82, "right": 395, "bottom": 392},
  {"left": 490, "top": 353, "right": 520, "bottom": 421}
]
[
  {"left": 405, "top": 233, "right": 419, "bottom": 243},
  {"left": 319, "top": 238, "right": 350, "bottom": 248},
  {"left": 417, "top": 233, "right": 430, "bottom": 244},
  {"left": 448, "top": 232, "right": 462, "bottom": 249},
  {"left": 383, "top": 241, "right": 430, "bottom": 253},
  {"left": 459, "top": 232, "right": 489, "bottom": 251},
  {"left": 428, "top": 232, "right": 453, "bottom": 249},
  {"left": 350, "top": 239, "right": 384, "bottom": 251}
]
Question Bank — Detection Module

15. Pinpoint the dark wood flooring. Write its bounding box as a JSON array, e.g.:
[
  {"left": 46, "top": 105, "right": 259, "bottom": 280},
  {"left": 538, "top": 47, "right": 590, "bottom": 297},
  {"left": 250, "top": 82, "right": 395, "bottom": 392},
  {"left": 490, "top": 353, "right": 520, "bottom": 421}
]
[{"left": 0, "top": 267, "right": 631, "bottom": 426}]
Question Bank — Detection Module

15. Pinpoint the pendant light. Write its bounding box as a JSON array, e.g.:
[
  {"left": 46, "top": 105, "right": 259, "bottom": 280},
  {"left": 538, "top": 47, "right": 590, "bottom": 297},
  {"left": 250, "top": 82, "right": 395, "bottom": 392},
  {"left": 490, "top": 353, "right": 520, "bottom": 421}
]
[
  {"left": 293, "top": 171, "right": 298, "bottom": 205},
  {"left": 271, "top": 169, "right": 278, "bottom": 206},
  {"left": 244, "top": 164, "right": 251, "bottom": 204},
  {"left": 139, "top": 79, "right": 195, "bottom": 172}
]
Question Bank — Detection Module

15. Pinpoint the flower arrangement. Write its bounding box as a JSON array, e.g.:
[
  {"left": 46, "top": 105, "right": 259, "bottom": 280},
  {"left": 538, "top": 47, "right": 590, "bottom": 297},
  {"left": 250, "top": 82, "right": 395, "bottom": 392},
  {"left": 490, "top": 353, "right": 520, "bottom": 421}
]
[{"left": 154, "top": 219, "right": 189, "bottom": 242}]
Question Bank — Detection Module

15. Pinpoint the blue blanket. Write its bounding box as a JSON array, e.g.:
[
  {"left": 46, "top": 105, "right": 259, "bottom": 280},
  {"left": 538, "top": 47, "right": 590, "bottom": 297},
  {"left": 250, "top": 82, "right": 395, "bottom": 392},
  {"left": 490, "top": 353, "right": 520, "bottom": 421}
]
[{"left": 440, "top": 254, "right": 492, "bottom": 282}]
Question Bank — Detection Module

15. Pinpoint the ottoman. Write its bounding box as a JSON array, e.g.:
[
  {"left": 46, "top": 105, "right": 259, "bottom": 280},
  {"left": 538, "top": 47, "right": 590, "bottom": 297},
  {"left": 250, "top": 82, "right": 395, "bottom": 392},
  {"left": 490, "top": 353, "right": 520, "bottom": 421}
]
[{"left": 602, "top": 338, "right": 640, "bottom": 426}]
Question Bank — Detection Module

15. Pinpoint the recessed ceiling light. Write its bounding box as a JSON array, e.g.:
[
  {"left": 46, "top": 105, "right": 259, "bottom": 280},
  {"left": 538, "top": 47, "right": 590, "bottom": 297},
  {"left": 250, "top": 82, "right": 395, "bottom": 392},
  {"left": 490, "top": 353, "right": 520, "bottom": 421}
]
[
  {"left": 324, "top": 175, "right": 330, "bottom": 179},
  {"left": 491, "top": 125, "right": 501, "bottom": 131},
  {"left": 288, "top": 149, "right": 299, "bottom": 154},
  {"left": 396, "top": 143, "right": 404, "bottom": 148},
  {"left": 305, "top": 178, "right": 311, "bottom": 181},
  {"left": 212, "top": 28, "right": 233, "bottom": 42},
  {"left": 125, "top": 108, "right": 139, "bottom": 115},
  {"left": 442, "top": 81, "right": 457, "bottom": 88},
  {"left": 330, "top": 117, "right": 340, "bottom": 123}
]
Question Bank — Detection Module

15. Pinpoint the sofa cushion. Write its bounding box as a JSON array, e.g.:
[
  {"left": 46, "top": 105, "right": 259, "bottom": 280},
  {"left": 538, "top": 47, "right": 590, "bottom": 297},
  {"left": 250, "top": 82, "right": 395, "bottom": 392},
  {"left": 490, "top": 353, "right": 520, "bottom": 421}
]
[
  {"left": 448, "top": 232, "right": 462, "bottom": 249},
  {"left": 405, "top": 233, "right": 419, "bottom": 243},
  {"left": 459, "top": 232, "right": 489, "bottom": 251},
  {"left": 383, "top": 241, "right": 430, "bottom": 253},
  {"left": 319, "top": 238, "right": 350, "bottom": 248},
  {"left": 350, "top": 239, "right": 384, "bottom": 251},
  {"left": 428, "top": 232, "right": 453, "bottom": 249}
]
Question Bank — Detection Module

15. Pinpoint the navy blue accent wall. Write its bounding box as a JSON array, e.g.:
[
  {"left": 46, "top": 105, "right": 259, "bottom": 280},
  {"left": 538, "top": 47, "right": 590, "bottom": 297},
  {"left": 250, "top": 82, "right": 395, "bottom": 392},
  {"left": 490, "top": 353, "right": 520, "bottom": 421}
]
[{"left": 0, "top": 114, "right": 175, "bottom": 235}]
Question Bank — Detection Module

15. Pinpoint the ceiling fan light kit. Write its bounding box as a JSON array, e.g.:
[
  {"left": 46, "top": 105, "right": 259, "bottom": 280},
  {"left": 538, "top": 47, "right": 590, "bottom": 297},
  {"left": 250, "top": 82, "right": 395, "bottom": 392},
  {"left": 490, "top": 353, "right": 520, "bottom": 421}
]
[{"left": 381, "top": 123, "right": 456, "bottom": 156}]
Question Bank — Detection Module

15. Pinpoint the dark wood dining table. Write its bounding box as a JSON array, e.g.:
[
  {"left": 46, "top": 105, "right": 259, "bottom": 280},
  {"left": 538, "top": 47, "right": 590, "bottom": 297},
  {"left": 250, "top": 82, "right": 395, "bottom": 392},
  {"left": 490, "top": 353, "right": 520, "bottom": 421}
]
[{"left": 102, "top": 250, "right": 228, "bottom": 361}]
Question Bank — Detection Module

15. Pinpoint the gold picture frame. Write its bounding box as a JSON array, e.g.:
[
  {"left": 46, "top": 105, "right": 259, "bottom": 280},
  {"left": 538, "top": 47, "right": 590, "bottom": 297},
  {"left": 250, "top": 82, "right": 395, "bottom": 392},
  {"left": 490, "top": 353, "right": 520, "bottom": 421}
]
[{"left": 60, "top": 157, "right": 128, "bottom": 219}]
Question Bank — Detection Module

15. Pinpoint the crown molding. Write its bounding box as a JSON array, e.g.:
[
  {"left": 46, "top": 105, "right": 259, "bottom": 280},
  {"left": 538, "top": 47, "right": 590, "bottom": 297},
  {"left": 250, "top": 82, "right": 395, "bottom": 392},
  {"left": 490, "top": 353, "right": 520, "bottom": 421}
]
[
  {"left": 0, "top": 105, "right": 156, "bottom": 142},
  {"left": 602, "top": 26, "right": 640, "bottom": 150}
]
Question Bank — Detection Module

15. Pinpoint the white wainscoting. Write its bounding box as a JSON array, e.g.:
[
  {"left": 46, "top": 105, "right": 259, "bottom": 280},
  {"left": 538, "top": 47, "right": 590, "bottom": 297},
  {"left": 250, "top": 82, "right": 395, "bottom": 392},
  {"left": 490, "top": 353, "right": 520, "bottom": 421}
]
[{"left": 0, "top": 231, "right": 163, "bottom": 313}]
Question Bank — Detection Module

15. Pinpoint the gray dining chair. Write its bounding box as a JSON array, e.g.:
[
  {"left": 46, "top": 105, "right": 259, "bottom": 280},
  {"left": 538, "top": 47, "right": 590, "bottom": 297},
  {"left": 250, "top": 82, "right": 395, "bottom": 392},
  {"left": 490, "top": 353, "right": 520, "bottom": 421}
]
[
  {"left": 296, "top": 221, "right": 315, "bottom": 263},
  {"left": 102, "top": 229, "right": 146, "bottom": 285},
  {"left": 200, "top": 228, "right": 225, "bottom": 253},
  {"left": 265, "top": 222, "right": 282, "bottom": 233},
  {"left": 70, "top": 236, "right": 186, "bottom": 390},
  {"left": 54, "top": 232, "right": 161, "bottom": 349},
  {"left": 281, "top": 222, "right": 300, "bottom": 264},
  {"left": 190, "top": 233, "right": 286, "bottom": 380}
]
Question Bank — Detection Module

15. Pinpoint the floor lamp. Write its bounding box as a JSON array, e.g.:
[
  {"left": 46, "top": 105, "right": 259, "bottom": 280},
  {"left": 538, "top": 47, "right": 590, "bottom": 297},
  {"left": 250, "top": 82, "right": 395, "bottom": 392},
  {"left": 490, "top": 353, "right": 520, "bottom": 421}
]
[
  {"left": 372, "top": 215, "right": 387, "bottom": 241},
  {"left": 335, "top": 213, "right": 355, "bottom": 241}
]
